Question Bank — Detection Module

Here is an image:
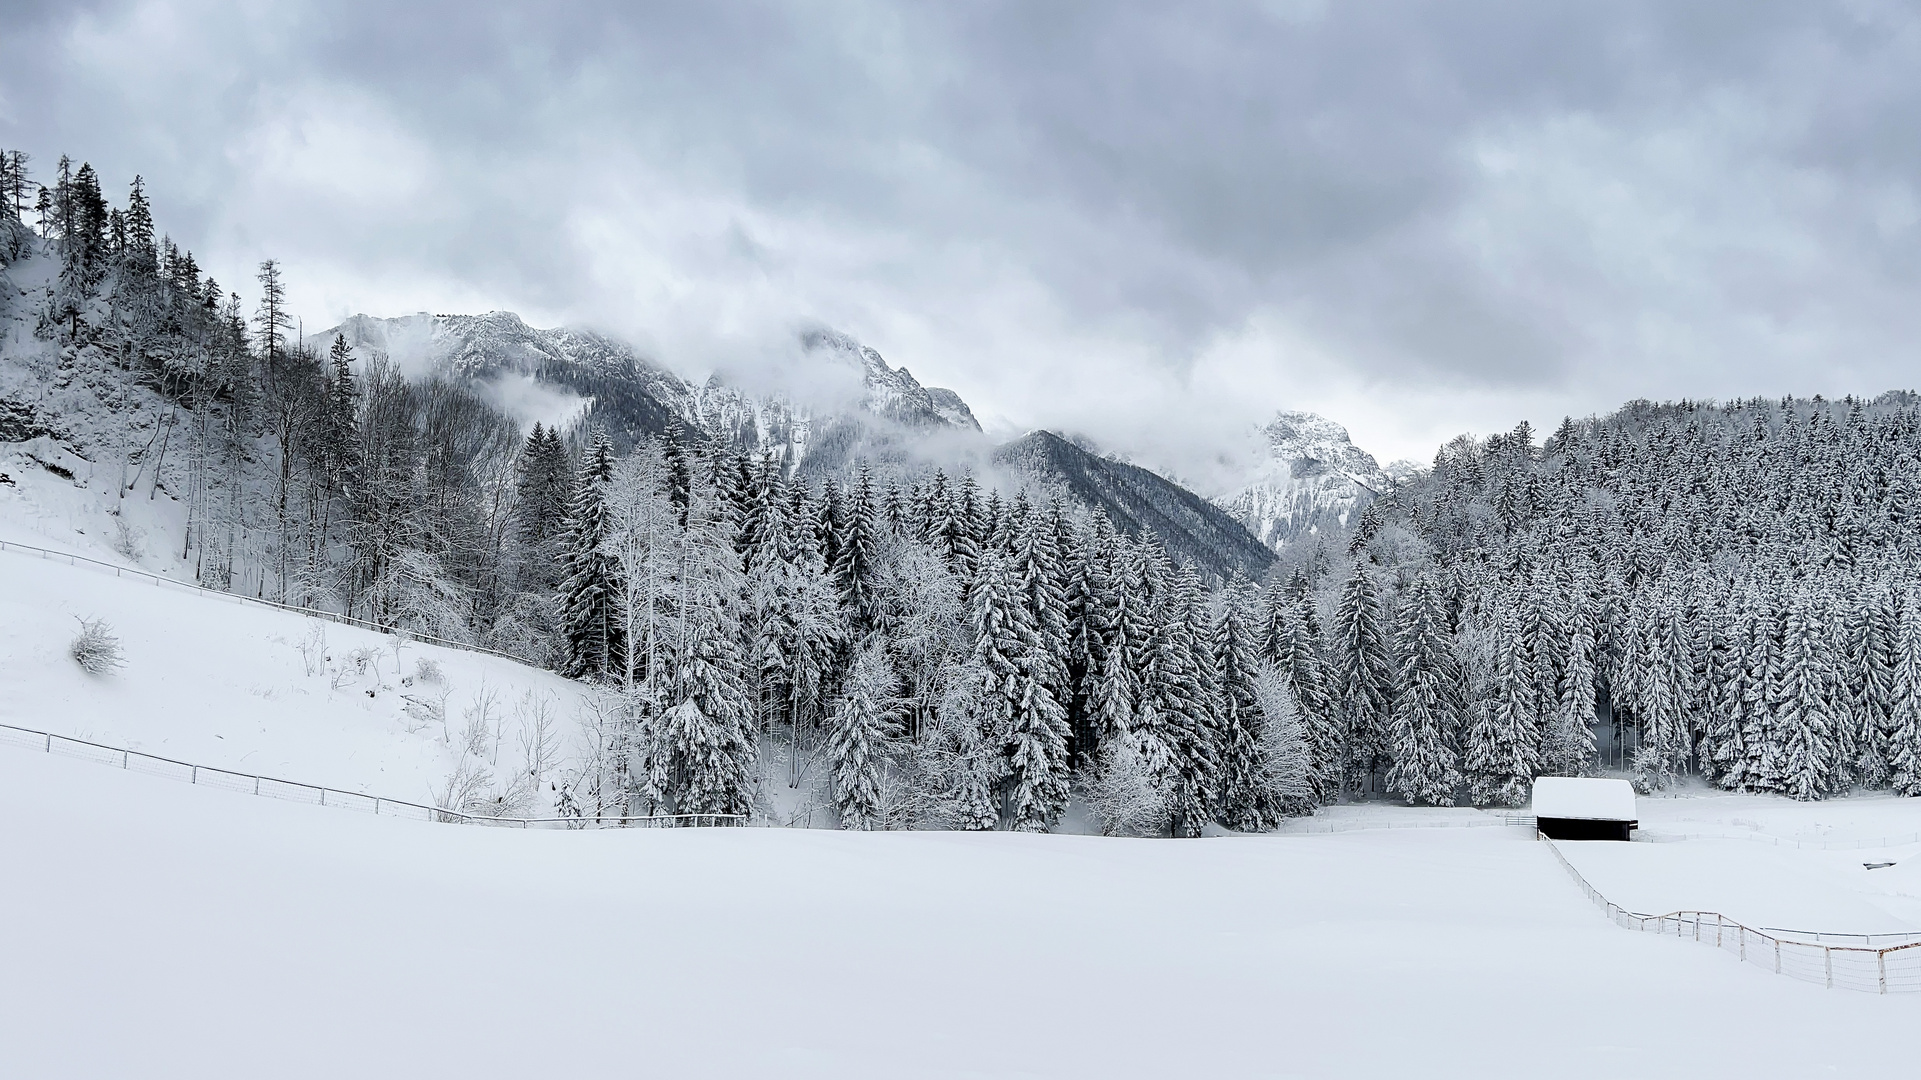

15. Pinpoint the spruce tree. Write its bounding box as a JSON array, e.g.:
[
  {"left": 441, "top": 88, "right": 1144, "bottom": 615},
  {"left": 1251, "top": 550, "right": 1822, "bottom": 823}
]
[
  {"left": 1773, "top": 589, "right": 1838, "bottom": 801},
  {"left": 558, "top": 433, "right": 623, "bottom": 679},
  {"left": 1331, "top": 562, "right": 1394, "bottom": 796},
  {"left": 1888, "top": 591, "right": 1921, "bottom": 797},
  {"left": 826, "top": 644, "right": 901, "bottom": 829},
  {"left": 1461, "top": 605, "right": 1538, "bottom": 806},
  {"left": 1384, "top": 574, "right": 1462, "bottom": 806},
  {"left": 1213, "top": 579, "right": 1280, "bottom": 829}
]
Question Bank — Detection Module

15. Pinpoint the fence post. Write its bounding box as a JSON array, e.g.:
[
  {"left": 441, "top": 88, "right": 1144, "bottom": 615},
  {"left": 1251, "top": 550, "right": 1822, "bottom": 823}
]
[
  {"left": 122, "top": 749, "right": 128, "bottom": 769},
  {"left": 1879, "top": 949, "right": 1888, "bottom": 994},
  {"left": 1775, "top": 939, "right": 1781, "bottom": 974},
  {"left": 1825, "top": 947, "right": 1833, "bottom": 990}
]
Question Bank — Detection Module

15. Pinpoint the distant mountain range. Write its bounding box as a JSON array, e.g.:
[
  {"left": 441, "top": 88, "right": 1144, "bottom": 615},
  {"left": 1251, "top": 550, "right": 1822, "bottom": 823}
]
[{"left": 318, "top": 311, "right": 1394, "bottom": 579}]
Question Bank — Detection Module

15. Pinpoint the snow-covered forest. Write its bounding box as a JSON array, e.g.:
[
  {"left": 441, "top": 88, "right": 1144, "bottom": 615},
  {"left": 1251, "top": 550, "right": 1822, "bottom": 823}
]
[
  {"left": 7, "top": 151, "right": 1921, "bottom": 829},
  {"left": 1298, "top": 401, "right": 1921, "bottom": 804}
]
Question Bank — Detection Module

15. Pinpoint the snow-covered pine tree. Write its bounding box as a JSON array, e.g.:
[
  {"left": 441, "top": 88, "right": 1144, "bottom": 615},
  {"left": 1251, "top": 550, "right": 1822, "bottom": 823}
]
[
  {"left": 637, "top": 479, "right": 758, "bottom": 817},
  {"left": 825, "top": 642, "right": 903, "bottom": 830},
  {"left": 558, "top": 432, "right": 623, "bottom": 679},
  {"left": 975, "top": 550, "right": 1072, "bottom": 831},
  {"left": 832, "top": 462, "right": 882, "bottom": 635},
  {"left": 1213, "top": 578, "right": 1281, "bottom": 830},
  {"left": 1262, "top": 579, "right": 1339, "bottom": 803},
  {"left": 1384, "top": 573, "right": 1462, "bottom": 806},
  {"left": 1136, "top": 560, "right": 1221, "bottom": 837},
  {"left": 1461, "top": 603, "right": 1538, "bottom": 806},
  {"left": 1543, "top": 581, "right": 1599, "bottom": 777},
  {"left": 1331, "top": 562, "right": 1394, "bottom": 796},
  {"left": 1631, "top": 587, "right": 1690, "bottom": 792},
  {"left": 1085, "top": 528, "right": 1146, "bottom": 756},
  {"left": 1888, "top": 590, "right": 1921, "bottom": 797},
  {"left": 1773, "top": 587, "right": 1838, "bottom": 801}
]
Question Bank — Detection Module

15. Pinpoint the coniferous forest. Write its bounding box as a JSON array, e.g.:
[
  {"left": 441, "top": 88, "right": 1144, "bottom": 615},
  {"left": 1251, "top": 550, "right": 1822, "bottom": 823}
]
[{"left": 7, "top": 151, "right": 1921, "bottom": 834}]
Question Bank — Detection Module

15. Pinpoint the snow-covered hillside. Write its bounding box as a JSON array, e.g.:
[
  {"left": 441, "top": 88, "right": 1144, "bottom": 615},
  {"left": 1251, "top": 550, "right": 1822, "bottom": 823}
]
[
  {"left": 1213, "top": 410, "right": 1399, "bottom": 551},
  {"left": 4, "top": 751, "right": 1918, "bottom": 1080},
  {"left": 0, "top": 538, "right": 588, "bottom": 814}
]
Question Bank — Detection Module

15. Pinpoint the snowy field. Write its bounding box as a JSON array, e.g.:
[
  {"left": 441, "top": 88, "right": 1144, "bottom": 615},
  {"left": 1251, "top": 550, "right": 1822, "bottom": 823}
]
[{"left": 2, "top": 748, "right": 1919, "bottom": 1080}]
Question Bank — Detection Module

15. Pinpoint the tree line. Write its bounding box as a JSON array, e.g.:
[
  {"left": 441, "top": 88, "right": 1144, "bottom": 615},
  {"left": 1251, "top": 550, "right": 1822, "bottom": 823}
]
[{"left": 1289, "top": 396, "right": 1921, "bottom": 803}]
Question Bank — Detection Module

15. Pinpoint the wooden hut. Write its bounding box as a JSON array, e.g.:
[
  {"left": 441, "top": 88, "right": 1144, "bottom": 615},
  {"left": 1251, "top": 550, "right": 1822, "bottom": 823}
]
[{"left": 1531, "top": 777, "right": 1637, "bottom": 841}]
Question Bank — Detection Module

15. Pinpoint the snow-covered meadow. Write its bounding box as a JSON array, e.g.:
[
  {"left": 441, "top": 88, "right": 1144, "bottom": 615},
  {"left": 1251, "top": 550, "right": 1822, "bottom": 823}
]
[{"left": 4, "top": 746, "right": 1920, "bottom": 1080}]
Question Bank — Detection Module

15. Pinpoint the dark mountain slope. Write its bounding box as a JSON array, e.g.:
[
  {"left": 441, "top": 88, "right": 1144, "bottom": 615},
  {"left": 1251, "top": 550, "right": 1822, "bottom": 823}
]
[{"left": 994, "top": 430, "right": 1275, "bottom": 581}]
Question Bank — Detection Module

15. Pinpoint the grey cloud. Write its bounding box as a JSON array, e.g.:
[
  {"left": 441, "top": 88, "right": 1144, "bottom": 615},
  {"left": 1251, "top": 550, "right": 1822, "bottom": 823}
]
[{"left": 3, "top": 1, "right": 1919, "bottom": 467}]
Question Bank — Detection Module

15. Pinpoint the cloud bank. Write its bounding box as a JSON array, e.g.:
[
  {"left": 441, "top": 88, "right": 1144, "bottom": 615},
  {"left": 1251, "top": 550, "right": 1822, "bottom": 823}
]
[{"left": 5, "top": 0, "right": 1919, "bottom": 473}]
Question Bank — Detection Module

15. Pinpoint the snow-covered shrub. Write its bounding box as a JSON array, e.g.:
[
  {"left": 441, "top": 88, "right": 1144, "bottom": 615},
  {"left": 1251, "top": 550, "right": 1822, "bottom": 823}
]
[
  {"left": 110, "top": 515, "right": 144, "bottom": 561},
  {"left": 297, "top": 624, "right": 328, "bottom": 677},
  {"left": 69, "top": 616, "right": 125, "bottom": 675},
  {"left": 413, "top": 657, "right": 445, "bottom": 685},
  {"left": 1083, "top": 734, "right": 1170, "bottom": 837}
]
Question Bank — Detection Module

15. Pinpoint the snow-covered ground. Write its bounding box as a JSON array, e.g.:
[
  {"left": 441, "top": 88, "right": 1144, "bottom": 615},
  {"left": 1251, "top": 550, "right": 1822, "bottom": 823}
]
[
  {"left": 4, "top": 749, "right": 1918, "bottom": 1080},
  {"left": 0, "top": 534, "right": 586, "bottom": 812}
]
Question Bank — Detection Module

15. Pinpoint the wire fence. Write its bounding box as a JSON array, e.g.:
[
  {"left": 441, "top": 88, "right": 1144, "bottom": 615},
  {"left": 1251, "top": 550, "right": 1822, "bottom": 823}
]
[
  {"left": 0, "top": 537, "right": 541, "bottom": 667},
  {"left": 0, "top": 721, "right": 742, "bottom": 830},
  {"left": 1541, "top": 834, "right": 1921, "bottom": 993},
  {"left": 1637, "top": 828, "right": 1921, "bottom": 851}
]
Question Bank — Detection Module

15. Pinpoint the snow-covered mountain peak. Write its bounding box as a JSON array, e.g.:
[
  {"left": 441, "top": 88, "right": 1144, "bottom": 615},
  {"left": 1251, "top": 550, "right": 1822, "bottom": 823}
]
[
  {"left": 797, "top": 328, "right": 980, "bottom": 432},
  {"left": 1213, "top": 409, "right": 1388, "bottom": 552},
  {"left": 1259, "top": 410, "right": 1388, "bottom": 490}
]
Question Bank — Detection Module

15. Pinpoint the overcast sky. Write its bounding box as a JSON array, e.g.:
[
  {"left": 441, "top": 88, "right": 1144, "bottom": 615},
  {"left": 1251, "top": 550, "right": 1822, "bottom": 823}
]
[{"left": 5, "top": 1, "right": 1919, "bottom": 487}]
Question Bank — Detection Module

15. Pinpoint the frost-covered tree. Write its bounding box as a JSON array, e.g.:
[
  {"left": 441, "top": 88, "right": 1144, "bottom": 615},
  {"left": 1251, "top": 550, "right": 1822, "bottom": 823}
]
[
  {"left": 1461, "top": 605, "right": 1538, "bottom": 806},
  {"left": 1331, "top": 562, "right": 1394, "bottom": 796},
  {"left": 1384, "top": 574, "right": 1461, "bottom": 806},
  {"left": 826, "top": 643, "right": 902, "bottom": 830},
  {"left": 1213, "top": 579, "right": 1281, "bottom": 830},
  {"left": 1888, "top": 592, "right": 1921, "bottom": 797}
]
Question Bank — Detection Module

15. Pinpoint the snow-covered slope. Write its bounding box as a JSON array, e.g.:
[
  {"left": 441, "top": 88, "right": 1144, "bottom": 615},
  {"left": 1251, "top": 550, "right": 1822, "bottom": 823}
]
[
  {"left": 1213, "top": 411, "right": 1395, "bottom": 551},
  {"left": 0, "top": 539, "right": 587, "bottom": 812},
  {"left": 321, "top": 312, "right": 981, "bottom": 471},
  {"left": 5, "top": 755, "right": 1918, "bottom": 1079}
]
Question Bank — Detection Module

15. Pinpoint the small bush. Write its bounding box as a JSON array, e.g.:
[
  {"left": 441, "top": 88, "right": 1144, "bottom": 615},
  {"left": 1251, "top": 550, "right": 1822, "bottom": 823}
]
[
  {"left": 70, "top": 616, "right": 126, "bottom": 675},
  {"left": 413, "top": 657, "right": 445, "bottom": 685}
]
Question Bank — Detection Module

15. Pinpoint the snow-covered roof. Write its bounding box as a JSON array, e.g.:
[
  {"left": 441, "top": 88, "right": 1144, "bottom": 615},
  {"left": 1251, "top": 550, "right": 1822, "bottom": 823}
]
[{"left": 1531, "top": 777, "right": 1636, "bottom": 821}]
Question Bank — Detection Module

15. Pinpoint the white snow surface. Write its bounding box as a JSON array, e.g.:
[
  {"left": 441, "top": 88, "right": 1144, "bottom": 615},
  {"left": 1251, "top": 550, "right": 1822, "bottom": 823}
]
[
  {"left": 0, "top": 533, "right": 586, "bottom": 811},
  {"left": 1532, "top": 776, "right": 1637, "bottom": 821},
  {"left": 6, "top": 752, "right": 1921, "bottom": 1080}
]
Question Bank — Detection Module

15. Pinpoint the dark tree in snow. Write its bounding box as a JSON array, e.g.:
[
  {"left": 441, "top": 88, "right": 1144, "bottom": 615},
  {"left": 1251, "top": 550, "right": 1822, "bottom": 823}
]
[
  {"left": 558, "top": 433, "right": 623, "bottom": 679},
  {"left": 1331, "top": 562, "right": 1394, "bottom": 796}
]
